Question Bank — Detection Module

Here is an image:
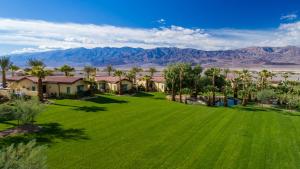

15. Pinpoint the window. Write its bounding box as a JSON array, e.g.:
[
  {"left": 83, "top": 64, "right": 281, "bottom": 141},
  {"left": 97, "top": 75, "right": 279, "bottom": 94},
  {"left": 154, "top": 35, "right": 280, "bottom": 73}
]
[
  {"left": 77, "top": 85, "right": 84, "bottom": 92},
  {"left": 121, "top": 84, "right": 128, "bottom": 91},
  {"left": 32, "top": 86, "right": 36, "bottom": 91},
  {"left": 67, "top": 87, "right": 71, "bottom": 94}
]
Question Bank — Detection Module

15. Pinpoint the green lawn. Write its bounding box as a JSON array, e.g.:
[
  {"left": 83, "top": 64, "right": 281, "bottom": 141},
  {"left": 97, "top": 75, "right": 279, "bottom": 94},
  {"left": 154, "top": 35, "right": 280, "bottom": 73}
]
[{"left": 2, "top": 93, "right": 300, "bottom": 169}]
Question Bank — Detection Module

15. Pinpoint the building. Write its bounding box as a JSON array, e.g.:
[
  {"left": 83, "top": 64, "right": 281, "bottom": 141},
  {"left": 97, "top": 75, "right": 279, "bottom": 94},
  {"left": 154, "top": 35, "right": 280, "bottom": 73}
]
[
  {"left": 95, "top": 76, "right": 133, "bottom": 92},
  {"left": 6, "top": 76, "right": 88, "bottom": 97},
  {"left": 137, "top": 76, "right": 166, "bottom": 92}
]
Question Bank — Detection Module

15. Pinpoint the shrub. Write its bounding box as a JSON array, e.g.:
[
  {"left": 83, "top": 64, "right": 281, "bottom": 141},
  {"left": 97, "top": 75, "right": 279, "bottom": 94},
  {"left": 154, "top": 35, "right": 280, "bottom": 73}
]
[
  {"left": 257, "top": 89, "right": 276, "bottom": 105},
  {"left": 0, "top": 140, "right": 47, "bottom": 169},
  {"left": 14, "top": 99, "right": 44, "bottom": 125}
]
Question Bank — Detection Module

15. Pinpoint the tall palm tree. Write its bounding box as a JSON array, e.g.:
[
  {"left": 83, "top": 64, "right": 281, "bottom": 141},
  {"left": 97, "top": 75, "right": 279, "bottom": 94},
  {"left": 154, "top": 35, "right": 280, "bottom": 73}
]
[
  {"left": 231, "top": 70, "right": 240, "bottom": 99},
  {"left": 223, "top": 68, "right": 230, "bottom": 107},
  {"left": 178, "top": 63, "right": 189, "bottom": 103},
  {"left": 258, "top": 69, "right": 271, "bottom": 90},
  {"left": 148, "top": 67, "right": 157, "bottom": 77},
  {"left": 27, "top": 58, "right": 45, "bottom": 67},
  {"left": 27, "top": 60, "right": 52, "bottom": 102},
  {"left": 0, "top": 57, "right": 11, "bottom": 88},
  {"left": 142, "top": 75, "right": 151, "bottom": 92},
  {"left": 104, "top": 65, "right": 114, "bottom": 76},
  {"left": 239, "top": 69, "right": 252, "bottom": 106},
  {"left": 83, "top": 66, "right": 96, "bottom": 80},
  {"left": 56, "top": 64, "right": 75, "bottom": 76},
  {"left": 191, "top": 64, "right": 203, "bottom": 97},
  {"left": 130, "top": 67, "right": 143, "bottom": 91},
  {"left": 9, "top": 64, "right": 20, "bottom": 77},
  {"left": 114, "top": 70, "right": 124, "bottom": 95},
  {"left": 206, "top": 68, "right": 221, "bottom": 106},
  {"left": 164, "top": 64, "right": 179, "bottom": 101}
]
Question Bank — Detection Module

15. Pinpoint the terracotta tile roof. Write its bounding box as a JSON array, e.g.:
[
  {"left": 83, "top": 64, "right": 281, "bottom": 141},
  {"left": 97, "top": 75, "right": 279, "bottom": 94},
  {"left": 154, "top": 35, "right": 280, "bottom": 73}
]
[
  {"left": 7, "top": 76, "right": 27, "bottom": 82},
  {"left": 151, "top": 76, "right": 165, "bottom": 83},
  {"left": 95, "top": 76, "right": 130, "bottom": 84},
  {"left": 7, "top": 76, "right": 83, "bottom": 84}
]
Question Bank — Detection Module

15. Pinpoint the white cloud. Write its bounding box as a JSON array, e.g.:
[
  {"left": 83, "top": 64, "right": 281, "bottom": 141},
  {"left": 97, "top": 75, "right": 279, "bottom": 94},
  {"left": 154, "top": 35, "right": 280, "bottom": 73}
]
[
  {"left": 0, "top": 18, "right": 299, "bottom": 54},
  {"left": 281, "top": 13, "right": 297, "bottom": 21}
]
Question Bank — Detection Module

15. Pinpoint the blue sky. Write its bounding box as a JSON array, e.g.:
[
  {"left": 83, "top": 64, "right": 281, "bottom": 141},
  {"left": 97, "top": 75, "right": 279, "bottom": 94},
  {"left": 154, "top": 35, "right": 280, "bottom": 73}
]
[{"left": 0, "top": 0, "right": 299, "bottom": 54}]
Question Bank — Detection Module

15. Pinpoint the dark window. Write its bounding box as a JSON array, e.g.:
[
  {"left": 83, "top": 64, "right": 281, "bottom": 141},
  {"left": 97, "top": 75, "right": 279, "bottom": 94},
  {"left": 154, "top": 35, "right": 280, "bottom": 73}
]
[{"left": 67, "top": 87, "right": 71, "bottom": 94}]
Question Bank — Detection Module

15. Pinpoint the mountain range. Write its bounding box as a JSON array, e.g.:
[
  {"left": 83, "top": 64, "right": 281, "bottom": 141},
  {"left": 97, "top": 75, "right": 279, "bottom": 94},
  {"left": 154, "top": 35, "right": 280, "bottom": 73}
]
[{"left": 8, "top": 46, "right": 300, "bottom": 68}]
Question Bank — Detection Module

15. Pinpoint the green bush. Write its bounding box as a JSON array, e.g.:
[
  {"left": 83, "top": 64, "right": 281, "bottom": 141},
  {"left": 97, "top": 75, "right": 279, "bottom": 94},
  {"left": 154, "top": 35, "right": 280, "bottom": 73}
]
[
  {"left": 15, "top": 99, "right": 44, "bottom": 125},
  {"left": 0, "top": 140, "right": 47, "bottom": 169}
]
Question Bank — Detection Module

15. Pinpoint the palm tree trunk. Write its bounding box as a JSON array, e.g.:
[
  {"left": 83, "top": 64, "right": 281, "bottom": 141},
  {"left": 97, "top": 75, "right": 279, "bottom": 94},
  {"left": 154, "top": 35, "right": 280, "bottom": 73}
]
[
  {"left": 179, "top": 72, "right": 182, "bottom": 103},
  {"left": 212, "top": 75, "right": 216, "bottom": 106},
  {"left": 2, "top": 69, "right": 6, "bottom": 88},
  {"left": 119, "top": 77, "right": 122, "bottom": 95},
  {"left": 171, "top": 79, "right": 175, "bottom": 101},
  {"left": 38, "top": 78, "right": 43, "bottom": 102},
  {"left": 224, "top": 92, "right": 228, "bottom": 107},
  {"left": 145, "top": 80, "right": 149, "bottom": 92}
]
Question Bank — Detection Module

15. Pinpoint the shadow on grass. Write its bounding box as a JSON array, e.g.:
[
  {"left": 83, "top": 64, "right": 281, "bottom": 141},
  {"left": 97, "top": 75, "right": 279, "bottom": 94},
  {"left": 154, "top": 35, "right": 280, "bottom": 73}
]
[
  {"left": 87, "top": 96, "right": 128, "bottom": 104},
  {"left": 74, "top": 106, "right": 107, "bottom": 112},
  {"left": 132, "top": 92, "right": 154, "bottom": 98},
  {"left": 0, "top": 122, "right": 89, "bottom": 148}
]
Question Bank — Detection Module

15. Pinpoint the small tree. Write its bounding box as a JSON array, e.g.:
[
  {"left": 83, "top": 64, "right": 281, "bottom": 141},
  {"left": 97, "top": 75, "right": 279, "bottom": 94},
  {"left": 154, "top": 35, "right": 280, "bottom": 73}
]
[
  {"left": 104, "top": 65, "right": 114, "bottom": 76},
  {"left": 256, "top": 89, "right": 275, "bottom": 107},
  {"left": 9, "top": 64, "right": 20, "bottom": 77},
  {"left": 148, "top": 67, "right": 157, "bottom": 77},
  {"left": 0, "top": 56, "right": 11, "bottom": 88},
  {"left": 56, "top": 64, "right": 75, "bottom": 76},
  {"left": 14, "top": 99, "right": 44, "bottom": 125},
  {"left": 114, "top": 70, "right": 124, "bottom": 95},
  {"left": 27, "top": 60, "right": 52, "bottom": 102},
  {"left": 83, "top": 66, "right": 96, "bottom": 80},
  {"left": 0, "top": 140, "right": 47, "bottom": 169}
]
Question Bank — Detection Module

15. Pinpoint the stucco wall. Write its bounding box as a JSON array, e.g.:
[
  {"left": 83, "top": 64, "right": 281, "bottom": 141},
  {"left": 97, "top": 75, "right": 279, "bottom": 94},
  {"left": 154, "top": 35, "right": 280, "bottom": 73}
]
[
  {"left": 47, "top": 80, "right": 87, "bottom": 95},
  {"left": 154, "top": 82, "right": 165, "bottom": 92},
  {"left": 97, "top": 80, "right": 133, "bottom": 92},
  {"left": 7, "top": 79, "right": 87, "bottom": 96},
  {"left": 7, "top": 79, "right": 37, "bottom": 92}
]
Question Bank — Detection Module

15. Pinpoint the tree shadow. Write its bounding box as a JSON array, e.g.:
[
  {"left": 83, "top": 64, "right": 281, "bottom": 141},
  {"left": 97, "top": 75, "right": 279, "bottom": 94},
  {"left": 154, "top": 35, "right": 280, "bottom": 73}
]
[
  {"left": 74, "top": 106, "right": 107, "bottom": 112},
  {"left": 0, "top": 122, "right": 89, "bottom": 148},
  {"left": 237, "top": 106, "right": 268, "bottom": 112},
  {"left": 87, "top": 96, "right": 128, "bottom": 104},
  {"left": 133, "top": 92, "right": 154, "bottom": 98}
]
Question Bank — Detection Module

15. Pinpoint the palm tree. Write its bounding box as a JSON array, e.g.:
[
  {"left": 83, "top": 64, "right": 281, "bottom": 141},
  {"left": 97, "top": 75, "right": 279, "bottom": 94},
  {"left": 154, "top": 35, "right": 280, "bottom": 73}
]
[
  {"left": 178, "top": 63, "right": 188, "bottom": 103},
  {"left": 223, "top": 68, "right": 230, "bottom": 107},
  {"left": 104, "top": 65, "right": 114, "bottom": 76},
  {"left": 0, "top": 57, "right": 11, "bottom": 88},
  {"left": 148, "top": 67, "right": 157, "bottom": 77},
  {"left": 130, "top": 67, "right": 143, "bottom": 91},
  {"left": 164, "top": 64, "right": 179, "bottom": 101},
  {"left": 27, "top": 60, "right": 52, "bottom": 102},
  {"left": 231, "top": 70, "right": 240, "bottom": 99},
  {"left": 9, "top": 64, "right": 20, "bottom": 77},
  {"left": 258, "top": 69, "right": 271, "bottom": 90},
  {"left": 83, "top": 66, "right": 96, "bottom": 80},
  {"left": 191, "top": 64, "right": 202, "bottom": 97},
  {"left": 27, "top": 58, "right": 45, "bottom": 67},
  {"left": 56, "top": 64, "right": 75, "bottom": 76},
  {"left": 239, "top": 69, "right": 252, "bottom": 106},
  {"left": 142, "top": 75, "right": 151, "bottom": 92},
  {"left": 206, "top": 68, "right": 221, "bottom": 106},
  {"left": 114, "top": 70, "right": 124, "bottom": 95}
]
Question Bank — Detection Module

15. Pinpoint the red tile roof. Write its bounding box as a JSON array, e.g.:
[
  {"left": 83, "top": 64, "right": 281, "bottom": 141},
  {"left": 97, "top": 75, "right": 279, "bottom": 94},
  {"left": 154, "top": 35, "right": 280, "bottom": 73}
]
[
  {"left": 95, "top": 76, "right": 130, "bottom": 84},
  {"left": 151, "top": 76, "right": 165, "bottom": 83},
  {"left": 7, "top": 76, "right": 83, "bottom": 84}
]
